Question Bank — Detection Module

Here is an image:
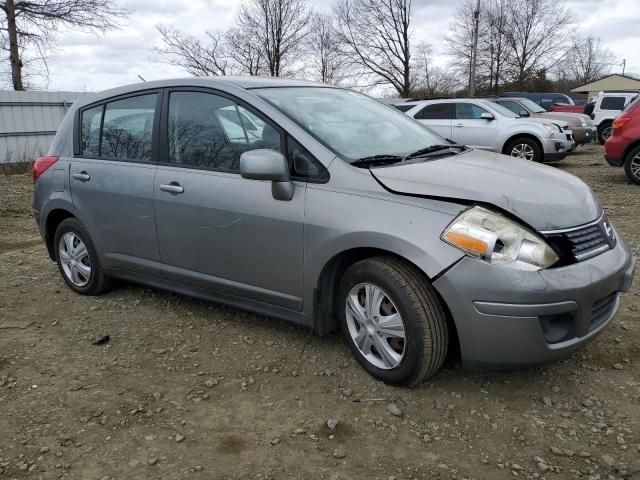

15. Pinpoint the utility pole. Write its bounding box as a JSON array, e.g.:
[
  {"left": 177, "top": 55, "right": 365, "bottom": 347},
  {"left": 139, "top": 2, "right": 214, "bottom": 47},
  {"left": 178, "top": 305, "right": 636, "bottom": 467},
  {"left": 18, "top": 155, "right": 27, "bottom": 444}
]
[
  {"left": 622, "top": 59, "right": 626, "bottom": 75},
  {"left": 469, "top": 0, "right": 481, "bottom": 96}
]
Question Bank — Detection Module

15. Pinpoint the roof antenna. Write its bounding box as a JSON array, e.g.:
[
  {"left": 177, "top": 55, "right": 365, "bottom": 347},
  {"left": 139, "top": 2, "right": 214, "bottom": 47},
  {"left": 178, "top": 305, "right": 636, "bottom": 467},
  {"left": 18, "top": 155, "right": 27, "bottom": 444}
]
[{"left": 138, "top": 75, "right": 146, "bottom": 82}]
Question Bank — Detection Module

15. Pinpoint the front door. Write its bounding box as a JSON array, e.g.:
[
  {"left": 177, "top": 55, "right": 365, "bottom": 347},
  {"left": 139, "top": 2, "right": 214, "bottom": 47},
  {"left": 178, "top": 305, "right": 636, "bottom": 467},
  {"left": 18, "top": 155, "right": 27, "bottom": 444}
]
[
  {"left": 153, "top": 89, "right": 305, "bottom": 310},
  {"left": 450, "top": 102, "right": 499, "bottom": 150},
  {"left": 70, "top": 92, "right": 161, "bottom": 276}
]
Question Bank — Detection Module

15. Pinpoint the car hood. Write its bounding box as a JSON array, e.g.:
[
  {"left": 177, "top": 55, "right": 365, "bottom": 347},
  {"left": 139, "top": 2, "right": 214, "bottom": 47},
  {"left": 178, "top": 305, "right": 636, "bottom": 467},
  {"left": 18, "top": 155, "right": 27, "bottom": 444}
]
[
  {"left": 370, "top": 149, "right": 601, "bottom": 231},
  {"left": 522, "top": 116, "right": 570, "bottom": 129},
  {"left": 539, "top": 112, "right": 591, "bottom": 126}
]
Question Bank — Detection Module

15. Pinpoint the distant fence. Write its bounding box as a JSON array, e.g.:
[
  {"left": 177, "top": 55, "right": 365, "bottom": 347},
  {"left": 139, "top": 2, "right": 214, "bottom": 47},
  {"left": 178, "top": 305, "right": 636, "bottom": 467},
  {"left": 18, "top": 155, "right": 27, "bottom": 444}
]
[{"left": 0, "top": 90, "right": 86, "bottom": 164}]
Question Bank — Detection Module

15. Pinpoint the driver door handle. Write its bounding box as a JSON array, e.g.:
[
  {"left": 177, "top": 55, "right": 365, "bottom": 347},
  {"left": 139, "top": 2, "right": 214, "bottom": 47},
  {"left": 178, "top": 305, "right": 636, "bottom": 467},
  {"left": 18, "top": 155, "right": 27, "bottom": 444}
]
[
  {"left": 159, "top": 183, "right": 184, "bottom": 194},
  {"left": 72, "top": 172, "right": 90, "bottom": 181},
  {"left": 454, "top": 123, "right": 464, "bottom": 128}
]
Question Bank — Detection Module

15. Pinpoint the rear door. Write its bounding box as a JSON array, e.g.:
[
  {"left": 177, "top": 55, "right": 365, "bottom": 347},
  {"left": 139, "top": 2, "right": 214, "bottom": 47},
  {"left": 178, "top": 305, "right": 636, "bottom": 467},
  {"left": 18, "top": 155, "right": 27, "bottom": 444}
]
[
  {"left": 413, "top": 103, "right": 453, "bottom": 140},
  {"left": 70, "top": 92, "right": 161, "bottom": 276},
  {"left": 450, "top": 102, "right": 499, "bottom": 150},
  {"left": 153, "top": 89, "right": 306, "bottom": 310}
]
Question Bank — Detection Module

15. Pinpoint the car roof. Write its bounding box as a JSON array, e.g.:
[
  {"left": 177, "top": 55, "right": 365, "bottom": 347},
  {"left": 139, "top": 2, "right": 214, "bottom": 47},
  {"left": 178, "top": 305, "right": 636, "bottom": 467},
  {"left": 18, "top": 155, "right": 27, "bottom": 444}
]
[{"left": 72, "top": 76, "right": 331, "bottom": 110}]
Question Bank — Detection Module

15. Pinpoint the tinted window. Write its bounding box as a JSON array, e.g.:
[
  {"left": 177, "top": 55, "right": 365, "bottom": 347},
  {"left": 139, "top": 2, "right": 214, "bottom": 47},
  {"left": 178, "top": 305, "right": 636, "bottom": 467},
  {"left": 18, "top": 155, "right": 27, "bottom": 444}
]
[
  {"left": 455, "top": 103, "right": 489, "bottom": 119},
  {"left": 495, "top": 100, "right": 521, "bottom": 115},
  {"left": 392, "top": 104, "right": 414, "bottom": 112},
  {"left": 287, "top": 136, "right": 328, "bottom": 181},
  {"left": 167, "top": 91, "right": 281, "bottom": 172},
  {"left": 101, "top": 94, "right": 156, "bottom": 161},
  {"left": 600, "top": 96, "right": 626, "bottom": 111},
  {"left": 416, "top": 103, "right": 453, "bottom": 120},
  {"left": 80, "top": 105, "right": 102, "bottom": 156}
]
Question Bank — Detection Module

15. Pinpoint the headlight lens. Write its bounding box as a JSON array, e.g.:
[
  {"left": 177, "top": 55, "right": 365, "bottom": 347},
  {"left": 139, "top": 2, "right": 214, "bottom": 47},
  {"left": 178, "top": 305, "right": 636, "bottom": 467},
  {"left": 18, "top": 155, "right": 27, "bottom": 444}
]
[
  {"left": 441, "top": 206, "right": 559, "bottom": 271},
  {"left": 542, "top": 122, "right": 561, "bottom": 134},
  {"left": 580, "top": 119, "right": 588, "bottom": 127}
]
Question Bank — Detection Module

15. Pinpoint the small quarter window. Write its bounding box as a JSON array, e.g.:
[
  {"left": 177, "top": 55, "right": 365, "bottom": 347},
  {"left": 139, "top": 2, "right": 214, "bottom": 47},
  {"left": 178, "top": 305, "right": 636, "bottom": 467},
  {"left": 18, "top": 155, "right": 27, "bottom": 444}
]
[
  {"left": 287, "top": 136, "right": 328, "bottom": 181},
  {"left": 80, "top": 105, "right": 103, "bottom": 157}
]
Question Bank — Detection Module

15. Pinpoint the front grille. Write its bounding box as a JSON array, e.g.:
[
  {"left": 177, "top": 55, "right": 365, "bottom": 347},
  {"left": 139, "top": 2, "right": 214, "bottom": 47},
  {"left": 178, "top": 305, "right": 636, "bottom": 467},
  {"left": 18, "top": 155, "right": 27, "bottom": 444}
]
[
  {"left": 590, "top": 293, "right": 618, "bottom": 330},
  {"left": 565, "top": 223, "right": 609, "bottom": 260}
]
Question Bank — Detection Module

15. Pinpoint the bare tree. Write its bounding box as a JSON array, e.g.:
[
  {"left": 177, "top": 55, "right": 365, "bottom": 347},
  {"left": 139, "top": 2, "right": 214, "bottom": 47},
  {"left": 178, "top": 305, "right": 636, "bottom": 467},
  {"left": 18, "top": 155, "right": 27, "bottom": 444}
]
[
  {"left": 411, "top": 42, "right": 459, "bottom": 97},
  {"left": 237, "top": 0, "right": 313, "bottom": 77},
  {"left": 482, "top": 0, "right": 509, "bottom": 94},
  {"left": 500, "top": 0, "right": 573, "bottom": 88},
  {"left": 153, "top": 26, "right": 231, "bottom": 76},
  {"left": 226, "top": 27, "right": 263, "bottom": 76},
  {"left": 561, "top": 34, "right": 614, "bottom": 85},
  {"left": 306, "top": 13, "right": 346, "bottom": 84},
  {"left": 0, "top": 0, "right": 128, "bottom": 90},
  {"left": 444, "top": 0, "right": 479, "bottom": 94},
  {"left": 335, "top": 0, "right": 412, "bottom": 97}
]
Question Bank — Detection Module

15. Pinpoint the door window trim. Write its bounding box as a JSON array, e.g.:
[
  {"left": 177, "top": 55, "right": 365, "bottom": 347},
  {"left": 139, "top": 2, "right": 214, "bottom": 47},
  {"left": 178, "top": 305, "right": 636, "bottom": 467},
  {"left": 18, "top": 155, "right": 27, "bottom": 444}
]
[
  {"left": 157, "top": 86, "right": 329, "bottom": 183},
  {"left": 73, "top": 89, "right": 163, "bottom": 165}
]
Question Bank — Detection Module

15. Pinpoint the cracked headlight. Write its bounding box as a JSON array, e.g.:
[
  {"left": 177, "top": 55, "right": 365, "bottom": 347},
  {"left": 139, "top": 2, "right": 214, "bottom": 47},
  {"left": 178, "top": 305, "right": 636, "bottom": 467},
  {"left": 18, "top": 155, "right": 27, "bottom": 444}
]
[{"left": 441, "top": 206, "right": 559, "bottom": 271}]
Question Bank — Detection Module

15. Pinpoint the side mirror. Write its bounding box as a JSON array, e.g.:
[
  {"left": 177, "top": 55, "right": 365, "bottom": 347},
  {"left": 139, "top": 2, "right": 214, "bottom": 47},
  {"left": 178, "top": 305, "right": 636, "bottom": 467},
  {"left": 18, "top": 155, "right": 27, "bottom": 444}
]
[
  {"left": 519, "top": 110, "right": 530, "bottom": 117},
  {"left": 240, "top": 149, "right": 294, "bottom": 201},
  {"left": 480, "top": 112, "right": 495, "bottom": 120}
]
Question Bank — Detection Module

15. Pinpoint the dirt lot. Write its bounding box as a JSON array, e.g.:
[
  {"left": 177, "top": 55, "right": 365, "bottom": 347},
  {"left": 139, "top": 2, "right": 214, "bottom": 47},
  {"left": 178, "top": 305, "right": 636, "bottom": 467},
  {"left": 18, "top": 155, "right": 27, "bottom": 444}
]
[{"left": 0, "top": 145, "right": 638, "bottom": 480}]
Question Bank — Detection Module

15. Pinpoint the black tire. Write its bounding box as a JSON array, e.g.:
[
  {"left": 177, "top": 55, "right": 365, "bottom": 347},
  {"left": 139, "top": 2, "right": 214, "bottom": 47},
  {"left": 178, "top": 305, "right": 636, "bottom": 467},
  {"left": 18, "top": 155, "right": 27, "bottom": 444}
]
[
  {"left": 597, "top": 121, "right": 612, "bottom": 145},
  {"left": 54, "top": 217, "right": 112, "bottom": 295},
  {"left": 624, "top": 145, "right": 640, "bottom": 185},
  {"left": 505, "top": 137, "right": 542, "bottom": 162},
  {"left": 337, "top": 257, "right": 449, "bottom": 387}
]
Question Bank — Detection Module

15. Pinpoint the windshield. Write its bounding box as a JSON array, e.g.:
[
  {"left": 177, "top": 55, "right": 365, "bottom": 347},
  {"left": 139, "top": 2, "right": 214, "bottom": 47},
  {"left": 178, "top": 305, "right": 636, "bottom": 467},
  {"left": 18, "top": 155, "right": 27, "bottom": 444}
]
[
  {"left": 518, "top": 98, "right": 546, "bottom": 113},
  {"left": 487, "top": 101, "right": 519, "bottom": 118},
  {"left": 622, "top": 95, "right": 640, "bottom": 112},
  {"left": 254, "top": 87, "right": 444, "bottom": 161}
]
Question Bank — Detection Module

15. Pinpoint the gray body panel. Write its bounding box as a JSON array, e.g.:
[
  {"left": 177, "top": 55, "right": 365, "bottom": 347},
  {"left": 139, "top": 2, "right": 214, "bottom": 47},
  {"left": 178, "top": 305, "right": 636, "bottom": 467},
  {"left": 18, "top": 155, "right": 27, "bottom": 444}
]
[{"left": 33, "top": 76, "right": 635, "bottom": 372}]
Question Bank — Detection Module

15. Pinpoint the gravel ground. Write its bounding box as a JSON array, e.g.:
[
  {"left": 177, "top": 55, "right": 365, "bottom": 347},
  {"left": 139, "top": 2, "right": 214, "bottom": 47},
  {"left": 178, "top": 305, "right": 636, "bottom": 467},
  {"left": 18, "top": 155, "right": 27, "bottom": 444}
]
[{"left": 0, "top": 145, "right": 638, "bottom": 480}]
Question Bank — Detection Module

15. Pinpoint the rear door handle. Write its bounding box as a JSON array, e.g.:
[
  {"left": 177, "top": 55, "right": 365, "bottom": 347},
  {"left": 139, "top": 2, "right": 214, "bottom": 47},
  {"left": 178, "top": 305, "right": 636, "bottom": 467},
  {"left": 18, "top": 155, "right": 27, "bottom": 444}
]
[
  {"left": 72, "top": 172, "right": 90, "bottom": 181},
  {"left": 454, "top": 123, "right": 464, "bottom": 128},
  {"left": 159, "top": 183, "right": 184, "bottom": 194}
]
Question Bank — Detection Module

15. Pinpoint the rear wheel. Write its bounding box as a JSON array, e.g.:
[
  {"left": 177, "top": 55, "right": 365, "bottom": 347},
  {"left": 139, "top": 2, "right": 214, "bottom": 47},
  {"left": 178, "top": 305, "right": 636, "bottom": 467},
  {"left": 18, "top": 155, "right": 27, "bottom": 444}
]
[
  {"left": 598, "top": 122, "right": 612, "bottom": 144},
  {"left": 624, "top": 145, "right": 640, "bottom": 185},
  {"left": 337, "top": 257, "right": 449, "bottom": 387},
  {"left": 506, "top": 137, "right": 542, "bottom": 162},
  {"left": 54, "top": 218, "right": 112, "bottom": 295}
]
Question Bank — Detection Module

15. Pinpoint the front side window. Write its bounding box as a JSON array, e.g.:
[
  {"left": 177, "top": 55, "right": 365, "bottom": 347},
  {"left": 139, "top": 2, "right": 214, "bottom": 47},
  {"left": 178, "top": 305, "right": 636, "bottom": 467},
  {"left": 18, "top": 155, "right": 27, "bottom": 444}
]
[
  {"left": 600, "top": 96, "right": 626, "bottom": 111},
  {"left": 494, "top": 100, "right": 521, "bottom": 115},
  {"left": 100, "top": 94, "right": 156, "bottom": 161},
  {"left": 255, "top": 87, "right": 443, "bottom": 161},
  {"left": 167, "top": 91, "right": 280, "bottom": 172},
  {"left": 80, "top": 105, "right": 102, "bottom": 156},
  {"left": 455, "top": 103, "right": 489, "bottom": 119}
]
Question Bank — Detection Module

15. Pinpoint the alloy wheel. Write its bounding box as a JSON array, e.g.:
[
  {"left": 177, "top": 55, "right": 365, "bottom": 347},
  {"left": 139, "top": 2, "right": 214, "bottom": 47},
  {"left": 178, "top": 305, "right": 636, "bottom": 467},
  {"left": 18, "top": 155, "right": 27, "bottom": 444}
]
[
  {"left": 601, "top": 126, "right": 612, "bottom": 142},
  {"left": 345, "top": 283, "right": 406, "bottom": 370},
  {"left": 511, "top": 143, "right": 535, "bottom": 160},
  {"left": 631, "top": 152, "right": 640, "bottom": 181},
  {"left": 58, "top": 232, "right": 92, "bottom": 287}
]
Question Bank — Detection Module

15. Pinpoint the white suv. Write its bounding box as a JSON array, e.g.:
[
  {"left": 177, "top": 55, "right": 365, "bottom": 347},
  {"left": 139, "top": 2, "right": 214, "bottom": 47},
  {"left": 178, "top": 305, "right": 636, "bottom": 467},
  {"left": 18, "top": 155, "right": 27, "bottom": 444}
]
[
  {"left": 591, "top": 91, "right": 639, "bottom": 144},
  {"left": 395, "top": 99, "right": 574, "bottom": 162}
]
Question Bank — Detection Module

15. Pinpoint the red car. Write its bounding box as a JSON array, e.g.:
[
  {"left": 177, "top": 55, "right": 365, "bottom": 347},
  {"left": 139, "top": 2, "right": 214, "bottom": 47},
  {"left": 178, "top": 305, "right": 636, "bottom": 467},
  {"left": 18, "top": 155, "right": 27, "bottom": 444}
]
[{"left": 605, "top": 96, "right": 640, "bottom": 184}]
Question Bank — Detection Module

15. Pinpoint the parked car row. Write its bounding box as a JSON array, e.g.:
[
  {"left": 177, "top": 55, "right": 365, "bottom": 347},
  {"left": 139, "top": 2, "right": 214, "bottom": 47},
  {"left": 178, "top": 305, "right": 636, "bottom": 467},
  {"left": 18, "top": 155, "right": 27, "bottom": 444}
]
[{"left": 392, "top": 98, "right": 575, "bottom": 163}]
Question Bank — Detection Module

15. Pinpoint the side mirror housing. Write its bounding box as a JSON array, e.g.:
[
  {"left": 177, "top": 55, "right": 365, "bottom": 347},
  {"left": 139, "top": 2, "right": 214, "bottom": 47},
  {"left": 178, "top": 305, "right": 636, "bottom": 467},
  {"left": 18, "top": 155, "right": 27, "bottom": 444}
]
[
  {"left": 480, "top": 112, "right": 495, "bottom": 120},
  {"left": 240, "top": 149, "right": 294, "bottom": 201},
  {"left": 519, "top": 110, "right": 530, "bottom": 117}
]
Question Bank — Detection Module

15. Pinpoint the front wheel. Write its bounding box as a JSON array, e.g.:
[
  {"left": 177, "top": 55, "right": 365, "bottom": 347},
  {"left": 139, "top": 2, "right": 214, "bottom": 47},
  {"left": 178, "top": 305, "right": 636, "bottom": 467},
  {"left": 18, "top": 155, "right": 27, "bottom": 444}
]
[
  {"left": 624, "top": 145, "right": 640, "bottom": 185},
  {"left": 337, "top": 257, "right": 449, "bottom": 387},
  {"left": 506, "top": 137, "right": 542, "bottom": 162}
]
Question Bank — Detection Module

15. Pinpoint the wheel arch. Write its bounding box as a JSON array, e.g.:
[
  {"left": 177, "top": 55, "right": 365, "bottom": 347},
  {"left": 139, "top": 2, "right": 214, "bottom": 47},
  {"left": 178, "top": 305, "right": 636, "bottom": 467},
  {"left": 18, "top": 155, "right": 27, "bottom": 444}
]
[
  {"left": 44, "top": 208, "right": 76, "bottom": 261},
  {"left": 501, "top": 133, "right": 543, "bottom": 156},
  {"left": 312, "top": 247, "right": 459, "bottom": 354},
  {"left": 623, "top": 139, "right": 640, "bottom": 161}
]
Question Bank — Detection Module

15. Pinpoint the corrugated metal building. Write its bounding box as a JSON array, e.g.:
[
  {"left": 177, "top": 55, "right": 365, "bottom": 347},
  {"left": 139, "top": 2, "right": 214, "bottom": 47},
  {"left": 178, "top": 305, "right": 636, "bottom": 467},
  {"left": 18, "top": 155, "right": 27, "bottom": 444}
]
[{"left": 0, "top": 90, "right": 85, "bottom": 164}]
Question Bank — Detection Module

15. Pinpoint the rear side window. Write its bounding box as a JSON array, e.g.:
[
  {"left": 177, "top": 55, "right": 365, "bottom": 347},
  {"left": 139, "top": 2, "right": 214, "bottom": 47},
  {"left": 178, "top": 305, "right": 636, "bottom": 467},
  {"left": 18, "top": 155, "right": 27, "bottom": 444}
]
[
  {"left": 80, "top": 105, "right": 102, "bottom": 157},
  {"left": 393, "top": 104, "right": 414, "bottom": 112},
  {"left": 101, "top": 94, "right": 156, "bottom": 161},
  {"left": 416, "top": 103, "right": 453, "bottom": 120},
  {"left": 167, "top": 91, "right": 281, "bottom": 172},
  {"left": 600, "top": 96, "right": 626, "bottom": 111},
  {"left": 455, "top": 103, "right": 489, "bottom": 119}
]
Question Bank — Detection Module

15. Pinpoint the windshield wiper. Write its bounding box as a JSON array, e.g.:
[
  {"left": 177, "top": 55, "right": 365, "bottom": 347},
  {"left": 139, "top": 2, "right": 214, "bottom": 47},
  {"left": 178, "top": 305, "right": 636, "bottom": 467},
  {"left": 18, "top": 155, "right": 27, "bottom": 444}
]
[
  {"left": 402, "top": 144, "right": 466, "bottom": 160},
  {"left": 350, "top": 154, "right": 404, "bottom": 167}
]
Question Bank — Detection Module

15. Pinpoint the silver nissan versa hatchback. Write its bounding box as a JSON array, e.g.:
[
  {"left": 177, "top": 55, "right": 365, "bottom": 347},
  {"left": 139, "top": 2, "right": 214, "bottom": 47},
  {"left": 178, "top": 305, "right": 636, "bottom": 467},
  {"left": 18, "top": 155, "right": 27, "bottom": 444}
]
[{"left": 33, "top": 77, "right": 636, "bottom": 386}]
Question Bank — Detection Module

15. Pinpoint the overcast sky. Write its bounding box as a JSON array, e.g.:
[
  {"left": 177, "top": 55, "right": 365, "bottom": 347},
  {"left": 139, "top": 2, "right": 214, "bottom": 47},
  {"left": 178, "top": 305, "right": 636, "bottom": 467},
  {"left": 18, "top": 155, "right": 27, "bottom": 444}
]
[{"left": 34, "top": 0, "right": 640, "bottom": 92}]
